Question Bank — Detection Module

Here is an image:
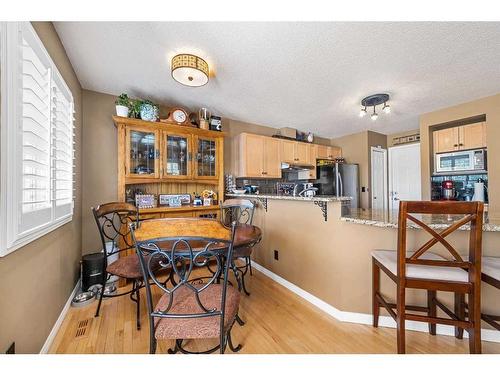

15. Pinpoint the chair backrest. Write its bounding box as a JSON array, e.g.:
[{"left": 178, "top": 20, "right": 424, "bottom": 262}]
[
  {"left": 131, "top": 218, "right": 236, "bottom": 324},
  {"left": 220, "top": 198, "right": 255, "bottom": 226},
  {"left": 92, "top": 202, "right": 139, "bottom": 260},
  {"left": 397, "top": 200, "right": 484, "bottom": 282}
]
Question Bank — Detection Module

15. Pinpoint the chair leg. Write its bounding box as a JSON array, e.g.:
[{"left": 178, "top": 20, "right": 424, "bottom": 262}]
[
  {"left": 396, "top": 283, "right": 406, "bottom": 354},
  {"left": 454, "top": 292, "right": 465, "bottom": 339},
  {"left": 372, "top": 258, "right": 380, "bottom": 328},
  {"left": 135, "top": 281, "right": 141, "bottom": 330},
  {"left": 248, "top": 256, "right": 253, "bottom": 276},
  {"left": 94, "top": 271, "right": 107, "bottom": 317},
  {"left": 427, "top": 290, "right": 437, "bottom": 335},
  {"left": 468, "top": 290, "right": 482, "bottom": 354}
]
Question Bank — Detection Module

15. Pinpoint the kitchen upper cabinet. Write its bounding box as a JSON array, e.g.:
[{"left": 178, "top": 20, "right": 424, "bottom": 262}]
[
  {"left": 317, "top": 145, "right": 341, "bottom": 160},
  {"left": 281, "top": 140, "right": 312, "bottom": 165},
  {"left": 434, "top": 127, "right": 459, "bottom": 153},
  {"left": 433, "top": 122, "right": 486, "bottom": 153},
  {"left": 125, "top": 126, "right": 160, "bottom": 178},
  {"left": 460, "top": 122, "right": 486, "bottom": 150},
  {"left": 264, "top": 137, "right": 282, "bottom": 178},
  {"left": 235, "top": 133, "right": 281, "bottom": 178}
]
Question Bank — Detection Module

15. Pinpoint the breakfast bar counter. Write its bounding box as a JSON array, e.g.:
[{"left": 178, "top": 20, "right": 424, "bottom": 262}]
[{"left": 226, "top": 193, "right": 352, "bottom": 202}]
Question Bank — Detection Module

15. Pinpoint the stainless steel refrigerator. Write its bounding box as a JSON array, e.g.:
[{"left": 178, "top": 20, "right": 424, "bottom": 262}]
[{"left": 314, "top": 162, "right": 360, "bottom": 209}]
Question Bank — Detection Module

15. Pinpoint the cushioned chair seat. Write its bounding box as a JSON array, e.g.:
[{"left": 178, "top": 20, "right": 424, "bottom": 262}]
[
  {"left": 372, "top": 250, "right": 469, "bottom": 282},
  {"left": 153, "top": 284, "right": 240, "bottom": 340},
  {"left": 106, "top": 254, "right": 143, "bottom": 279},
  {"left": 482, "top": 256, "right": 500, "bottom": 281}
]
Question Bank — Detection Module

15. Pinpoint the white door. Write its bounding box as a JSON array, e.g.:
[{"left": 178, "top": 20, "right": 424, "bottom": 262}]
[
  {"left": 371, "top": 147, "right": 388, "bottom": 211},
  {"left": 389, "top": 143, "right": 422, "bottom": 211}
]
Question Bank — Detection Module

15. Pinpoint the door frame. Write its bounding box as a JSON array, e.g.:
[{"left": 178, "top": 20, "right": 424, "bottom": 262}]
[
  {"left": 370, "top": 146, "right": 388, "bottom": 211},
  {"left": 388, "top": 142, "right": 422, "bottom": 211}
]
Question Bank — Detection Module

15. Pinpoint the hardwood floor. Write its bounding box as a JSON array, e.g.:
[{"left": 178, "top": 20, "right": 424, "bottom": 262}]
[{"left": 49, "top": 268, "right": 500, "bottom": 354}]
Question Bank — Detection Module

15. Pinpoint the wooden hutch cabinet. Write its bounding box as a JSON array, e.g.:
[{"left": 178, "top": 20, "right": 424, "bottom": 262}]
[{"left": 114, "top": 116, "right": 225, "bottom": 220}]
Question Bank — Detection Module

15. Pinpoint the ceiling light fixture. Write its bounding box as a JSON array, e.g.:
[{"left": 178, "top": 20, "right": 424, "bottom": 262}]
[
  {"left": 171, "top": 54, "right": 209, "bottom": 87},
  {"left": 359, "top": 93, "right": 391, "bottom": 121}
]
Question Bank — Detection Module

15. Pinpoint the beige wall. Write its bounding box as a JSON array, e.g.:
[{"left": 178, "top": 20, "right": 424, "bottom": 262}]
[
  {"left": 420, "top": 93, "right": 500, "bottom": 218},
  {"left": 331, "top": 130, "right": 387, "bottom": 208},
  {"left": 0, "top": 22, "right": 82, "bottom": 353},
  {"left": 81, "top": 90, "right": 118, "bottom": 253}
]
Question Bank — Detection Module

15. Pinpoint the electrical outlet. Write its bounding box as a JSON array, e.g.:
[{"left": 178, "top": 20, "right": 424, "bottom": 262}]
[
  {"left": 274, "top": 250, "right": 279, "bottom": 261},
  {"left": 6, "top": 342, "right": 15, "bottom": 354}
]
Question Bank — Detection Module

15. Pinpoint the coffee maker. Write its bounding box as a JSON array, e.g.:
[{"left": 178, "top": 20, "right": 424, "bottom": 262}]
[{"left": 441, "top": 180, "right": 457, "bottom": 200}]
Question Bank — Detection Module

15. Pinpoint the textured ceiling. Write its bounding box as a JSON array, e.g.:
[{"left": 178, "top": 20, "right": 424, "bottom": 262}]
[{"left": 54, "top": 22, "right": 500, "bottom": 138}]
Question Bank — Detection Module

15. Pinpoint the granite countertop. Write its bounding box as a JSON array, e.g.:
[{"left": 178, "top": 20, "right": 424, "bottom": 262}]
[
  {"left": 341, "top": 208, "right": 500, "bottom": 232},
  {"left": 226, "top": 193, "right": 352, "bottom": 202}
]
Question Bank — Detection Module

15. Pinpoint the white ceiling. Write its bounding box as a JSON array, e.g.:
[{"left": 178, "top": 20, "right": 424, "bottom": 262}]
[{"left": 54, "top": 22, "right": 500, "bottom": 138}]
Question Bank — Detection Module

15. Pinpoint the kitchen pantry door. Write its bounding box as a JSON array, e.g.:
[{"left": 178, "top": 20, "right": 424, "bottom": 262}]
[
  {"left": 388, "top": 143, "right": 421, "bottom": 211},
  {"left": 371, "top": 147, "right": 388, "bottom": 211}
]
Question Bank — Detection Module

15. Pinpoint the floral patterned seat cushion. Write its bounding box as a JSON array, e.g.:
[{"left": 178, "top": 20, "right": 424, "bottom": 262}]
[{"left": 153, "top": 283, "right": 240, "bottom": 340}]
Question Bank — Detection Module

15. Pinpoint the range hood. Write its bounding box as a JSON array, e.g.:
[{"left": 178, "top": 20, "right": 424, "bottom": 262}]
[{"left": 280, "top": 162, "right": 314, "bottom": 171}]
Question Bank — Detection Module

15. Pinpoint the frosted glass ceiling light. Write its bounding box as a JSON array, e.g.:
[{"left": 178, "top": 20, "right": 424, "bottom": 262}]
[
  {"left": 171, "top": 54, "right": 209, "bottom": 87},
  {"left": 371, "top": 107, "right": 378, "bottom": 121},
  {"left": 359, "top": 106, "right": 367, "bottom": 117}
]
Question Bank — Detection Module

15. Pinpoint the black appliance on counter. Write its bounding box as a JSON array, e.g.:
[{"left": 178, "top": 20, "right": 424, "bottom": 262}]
[{"left": 314, "top": 160, "right": 360, "bottom": 209}]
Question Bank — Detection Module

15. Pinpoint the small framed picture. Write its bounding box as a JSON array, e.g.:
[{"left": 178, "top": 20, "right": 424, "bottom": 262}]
[{"left": 135, "top": 194, "right": 155, "bottom": 209}]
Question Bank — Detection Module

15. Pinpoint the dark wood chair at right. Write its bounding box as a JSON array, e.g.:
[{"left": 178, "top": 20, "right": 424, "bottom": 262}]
[
  {"left": 371, "top": 200, "right": 484, "bottom": 354},
  {"left": 481, "top": 257, "right": 500, "bottom": 330}
]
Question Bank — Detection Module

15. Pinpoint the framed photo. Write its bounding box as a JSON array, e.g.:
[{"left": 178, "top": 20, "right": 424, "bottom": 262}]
[
  {"left": 168, "top": 196, "right": 182, "bottom": 208},
  {"left": 159, "top": 194, "right": 191, "bottom": 206},
  {"left": 135, "top": 194, "right": 155, "bottom": 209}
]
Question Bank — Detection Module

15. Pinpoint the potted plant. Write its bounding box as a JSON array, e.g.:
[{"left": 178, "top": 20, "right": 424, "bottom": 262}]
[
  {"left": 140, "top": 99, "right": 159, "bottom": 122},
  {"left": 115, "top": 93, "right": 130, "bottom": 117},
  {"left": 129, "top": 99, "right": 142, "bottom": 119}
]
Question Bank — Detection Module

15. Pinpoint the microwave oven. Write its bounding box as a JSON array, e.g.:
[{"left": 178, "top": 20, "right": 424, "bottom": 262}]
[{"left": 434, "top": 148, "right": 487, "bottom": 174}]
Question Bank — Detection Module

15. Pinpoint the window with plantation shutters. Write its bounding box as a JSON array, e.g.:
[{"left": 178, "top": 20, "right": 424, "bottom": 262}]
[{"left": 0, "top": 22, "right": 75, "bottom": 256}]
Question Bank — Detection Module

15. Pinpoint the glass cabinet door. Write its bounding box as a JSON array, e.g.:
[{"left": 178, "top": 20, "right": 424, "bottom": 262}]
[
  {"left": 195, "top": 137, "right": 218, "bottom": 178},
  {"left": 126, "top": 128, "right": 159, "bottom": 177},
  {"left": 163, "top": 133, "right": 191, "bottom": 178}
]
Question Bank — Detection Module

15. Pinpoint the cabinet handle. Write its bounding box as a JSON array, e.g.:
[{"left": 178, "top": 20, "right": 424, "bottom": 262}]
[
  {"left": 155, "top": 150, "right": 160, "bottom": 159},
  {"left": 459, "top": 143, "right": 464, "bottom": 146},
  {"left": 453, "top": 144, "right": 458, "bottom": 147}
]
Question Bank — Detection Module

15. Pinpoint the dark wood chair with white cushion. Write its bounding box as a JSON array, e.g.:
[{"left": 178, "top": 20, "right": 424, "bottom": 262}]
[
  {"left": 132, "top": 218, "right": 242, "bottom": 354},
  {"left": 372, "top": 200, "right": 484, "bottom": 354},
  {"left": 480, "top": 256, "right": 500, "bottom": 330}
]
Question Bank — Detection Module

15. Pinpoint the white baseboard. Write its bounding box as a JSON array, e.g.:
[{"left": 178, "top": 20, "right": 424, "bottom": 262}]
[
  {"left": 252, "top": 262, "right": 500, "bottom": 343},
  {"left": 39, "top": 279, "right": 80, "bottom": 354}
]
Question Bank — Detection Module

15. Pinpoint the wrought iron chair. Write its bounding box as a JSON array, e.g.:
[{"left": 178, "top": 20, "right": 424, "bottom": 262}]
[
  {"left": 220, "top": 198, "right": 257, "bottom": 296},
  {"left": 132, "top": 218, "right": 242, "bottom": 354},
  {"left": 92, "top": 202, "right": 146, "bottom": 330},
  {"left": 371, "top": 201, "right": 484, "bottom": 354}
]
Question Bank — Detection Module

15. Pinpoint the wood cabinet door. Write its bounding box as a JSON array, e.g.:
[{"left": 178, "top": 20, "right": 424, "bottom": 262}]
[
  {"left": 194, "top": 135, "right": 220, "bottom": 180},
  {"left": 434, "top": 127, "right": 459, "bottom": 153},
  {"left": 295, "top": 142, "right": 309, "bottom": 164},
  {"left": 162, "top": 131, "right": 192, "bottom": 179},
  {"left": 331, "top": 146, "right": 342, "bottom": 159},
  {"left": 459, "top": 122, "right": 486, "bottom": 150},
  {"left": 308, "top": 144, "right": 318, "bottom": 166},
  {"left": 264, "top": 137, "right": 281, "bottom": 178},
  {"left": 317, "top": 145, "right": 333, "bottom": 159},
  {"left": 125, "top": 126, "right": 160, "bottom": 178},
  {"left": 243, "top": 134, "right": 265, "bottom": 177},
  {"left": 281, "top": 140, "right": 296, "bottom": 163}
]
